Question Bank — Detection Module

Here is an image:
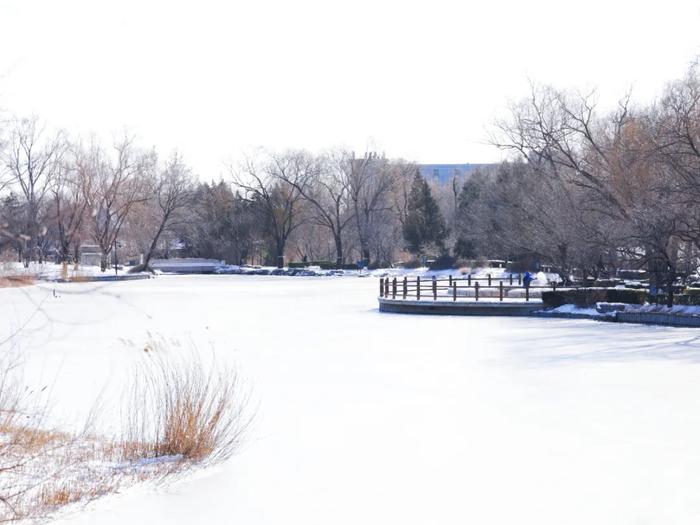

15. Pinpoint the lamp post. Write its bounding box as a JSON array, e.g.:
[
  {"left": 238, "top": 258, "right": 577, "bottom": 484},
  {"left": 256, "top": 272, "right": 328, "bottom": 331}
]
[
  {"left": 113, "top": 240, "right": 124, "bottom": 276},
  {"left": 113, "top": 240, "right": 118, "bottom": 275}
]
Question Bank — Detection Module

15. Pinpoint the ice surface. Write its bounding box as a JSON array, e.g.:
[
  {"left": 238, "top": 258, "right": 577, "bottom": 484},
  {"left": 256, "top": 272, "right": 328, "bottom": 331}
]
[{"left": 3, "top": 276, "right": 700, "bottom": 524}]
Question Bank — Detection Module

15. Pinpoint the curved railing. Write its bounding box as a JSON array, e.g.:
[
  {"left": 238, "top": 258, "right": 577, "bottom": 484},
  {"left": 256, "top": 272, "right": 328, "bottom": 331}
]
[{"left": 378, "top": 274, "right": 567, "bottom": 302}]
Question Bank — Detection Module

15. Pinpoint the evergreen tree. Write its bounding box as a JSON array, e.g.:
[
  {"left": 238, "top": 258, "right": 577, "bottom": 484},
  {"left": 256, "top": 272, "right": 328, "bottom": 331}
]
[
  {"left": 402, "top": 171, "right": 448, "bottom": 255},
  {"left": 453, "top": 177, "right": 482, "bottom": 258},
  {"left": 175, "top": 181, "right": 259, "bottom": 264},
  {"left": 0, "top": 193, "right": 27, "bottom": 260}
]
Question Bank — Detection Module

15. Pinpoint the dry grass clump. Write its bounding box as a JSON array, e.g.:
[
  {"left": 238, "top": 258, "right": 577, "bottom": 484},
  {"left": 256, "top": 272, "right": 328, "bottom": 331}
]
[
  {"left": 38, "top": 479, "right": 114, "bottom": 510},
  {"left": 0, "top": 347, "right": 250, "bottom": 523},
  {"left": 0, "top": 276, "right": 35, "bottom": 288},
  {"left": 121, "top": 354, "right": 250, "bottom": 465},
  {"left": 0, "top": 262, "right": 38, "bottom": 287}
]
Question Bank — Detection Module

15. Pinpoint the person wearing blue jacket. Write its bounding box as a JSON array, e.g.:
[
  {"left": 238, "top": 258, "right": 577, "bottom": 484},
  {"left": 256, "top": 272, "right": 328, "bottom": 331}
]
[{"left": 523, "top": 271, "right": 534, "bottom": 289}]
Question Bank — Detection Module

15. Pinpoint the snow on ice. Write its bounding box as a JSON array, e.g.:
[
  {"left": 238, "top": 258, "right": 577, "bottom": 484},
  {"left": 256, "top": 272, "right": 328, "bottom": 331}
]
[{"left": 2, "top": 275, "right": 700, "bottom": 524}]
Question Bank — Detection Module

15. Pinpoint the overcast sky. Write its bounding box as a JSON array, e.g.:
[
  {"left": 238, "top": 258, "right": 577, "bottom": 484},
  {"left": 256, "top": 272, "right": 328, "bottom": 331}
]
[{"left": 1, "top": 0, "right": 699, "bottom": 178}]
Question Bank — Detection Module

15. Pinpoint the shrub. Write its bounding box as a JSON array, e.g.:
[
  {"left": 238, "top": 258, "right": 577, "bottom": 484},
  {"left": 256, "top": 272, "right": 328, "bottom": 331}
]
[
  {"left": 673, "top": 294, "right": 700, "bottom": 306},
  {"left": 398, "top": 258, "right": 423, "bottom": 269},
  {"left": 542, "top": 288, "right": 647, "bottom": 308},
  {"left": 453, "top": 238, "right": 476, "bottom": 259},
  {"left": 122, "top": 354, "right": 250, "bottom": 464},
  {"left": 606, "top": 289, "right": 647, "bottom": 304},
  {"left": 428, "top": 254, "right": 456, "bottom": 270},
  {"left": 542, "top": 289, "right": 604, "bottom": 308}
]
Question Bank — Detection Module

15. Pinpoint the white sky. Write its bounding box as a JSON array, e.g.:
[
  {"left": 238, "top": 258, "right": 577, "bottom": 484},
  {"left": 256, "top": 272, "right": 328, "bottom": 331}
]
[{"left": 1, "top": 0, "right": 699, "bottom": 178}]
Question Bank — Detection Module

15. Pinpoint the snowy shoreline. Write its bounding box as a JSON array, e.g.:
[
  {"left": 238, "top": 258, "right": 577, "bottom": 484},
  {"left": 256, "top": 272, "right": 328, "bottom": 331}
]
[
  {"left": 5, "top": 262, "right": 700, "bottom": 328},
  {"left": 536, "top": 303, "right": 700, "bottom": 328}
]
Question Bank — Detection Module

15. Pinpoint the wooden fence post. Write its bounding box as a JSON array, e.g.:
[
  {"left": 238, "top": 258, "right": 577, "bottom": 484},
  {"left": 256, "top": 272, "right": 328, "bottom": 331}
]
[
  {"left": 449, "top": 275, "right": 453, "bottom": 286},
  {"left": 403, "top": 277, "right": 407, "bottom": 299},
  {"left": 499, "top": 281, "right": 503, "bottom": 301},
  {"left": 488, "top": 274, "right": 492, "bottom": 287},
  {"left": 509, "top": 273, "right": 513, "bottom": 285},
  {"left": 525, "top": 285, "right": 529, "bottom": 302},
  {"left": 432, "top": 276, "right": 437, "bottom": 300},
  {"left": 379, "top": 278, "right": 384, "bottom": 297},
  {"left": 392, "top": 277, "right": 397, "bottom": 299},
  {"left": 475, "top": 281, "right": 479, "bottom": 301},
  {"left": 552, "top": 281, "right": 557, "bottom": 292},
  {"left": 518, "top": 273, "right": 522, "bottom": 285},
  {"left": 417, "top": 276, "right": 421, "bottom": 300},
  {"left": 453, "top": 282, "right": 457, "bottom": 301},
  {"left": 467, "top": 274, "right": 471, "bottom": 287},
  {"left": 384, "top": 277, "right": 389, "bottom": 298}
]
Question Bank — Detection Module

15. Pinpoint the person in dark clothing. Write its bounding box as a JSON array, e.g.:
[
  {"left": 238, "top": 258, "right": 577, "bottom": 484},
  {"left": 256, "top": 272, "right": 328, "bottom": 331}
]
[{"left": 523, "top": 271, "right": 534, "bottom": 289}]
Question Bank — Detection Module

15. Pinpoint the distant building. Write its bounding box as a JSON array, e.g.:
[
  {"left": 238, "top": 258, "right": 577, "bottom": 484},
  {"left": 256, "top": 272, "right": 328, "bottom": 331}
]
[
  {"left": 79, "top": 244, "right": 102, "bottom": 267},
  {"left": 418, "top": 163, "right": 493, "bottom": 185}
]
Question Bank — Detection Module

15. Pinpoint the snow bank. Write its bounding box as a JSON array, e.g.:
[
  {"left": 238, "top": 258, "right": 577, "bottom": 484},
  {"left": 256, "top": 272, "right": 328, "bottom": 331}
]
[
  {"left": 1, "top": 259, "right": 561, "bottom": 283},
  {"left": 625, "top": 304, "right": 700, "bottom": 316},
  {"left": 547, "top": 303, "right": 603, "bottom": 317},
  {"left": 0, "top": 261, "right": 149, "bottom": 282}
]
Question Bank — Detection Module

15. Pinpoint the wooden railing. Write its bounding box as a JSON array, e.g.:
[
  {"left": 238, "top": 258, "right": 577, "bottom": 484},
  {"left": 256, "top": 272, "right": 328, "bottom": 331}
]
[{"left": 378, "top": 274, "right": 565, "bottom": 302}]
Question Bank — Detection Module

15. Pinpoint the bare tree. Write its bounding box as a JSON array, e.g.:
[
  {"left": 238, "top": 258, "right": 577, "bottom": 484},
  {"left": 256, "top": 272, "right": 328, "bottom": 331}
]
[
  {"left": 346, "top": 151, "right": 397, "bottom": 265},
  {"left": 492, "top": 84, "right": 635, "bottom": 219},
  {"left": 274, "top": 149, "right": 356, "bottom": 266},
  {"left": 1, "top": 116, "right": 65, "bottom": 265},
  {"left": 78, "top": 138, "right": 153, "bottom": 270},
  {"left": 654, "top": 62, "right": 700, "bottom": 252},
  {"left": 489, "top": 78, "right": 698, "bottom": 297},
  {"left": 50, "top": 153, "right": 89, "bottom": 263},
  {"left": 232, "top": 151, "right": 309, "bottom": 267},
  {"left": 135, "top": 152, "right": 195, "bottom": 270}
]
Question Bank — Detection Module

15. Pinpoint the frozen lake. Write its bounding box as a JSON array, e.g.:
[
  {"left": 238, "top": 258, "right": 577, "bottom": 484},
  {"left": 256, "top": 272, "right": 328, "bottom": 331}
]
[{"left": 3, "top": 275, "right": 700, "bottom": 524}]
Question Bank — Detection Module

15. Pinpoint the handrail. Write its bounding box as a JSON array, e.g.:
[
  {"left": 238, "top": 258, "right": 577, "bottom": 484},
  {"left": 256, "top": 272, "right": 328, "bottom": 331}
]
[{"left": 378, "top": 274, "right": 576, "bottom": 302}]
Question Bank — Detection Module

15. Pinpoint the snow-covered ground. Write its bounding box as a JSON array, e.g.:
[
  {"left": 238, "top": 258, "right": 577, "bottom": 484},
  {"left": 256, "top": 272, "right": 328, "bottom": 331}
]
[
  {"left": 628, "top": 303, "right": 700, "bottom": 316},
  {"left": 1, "top": 260, "right": 556, "bottom": 283},
  {"left": 0, "top": 261, "right": 145, "bottom": 281},
  {"left": 3, "top": 275, "right": 700, "bottom": 524}
]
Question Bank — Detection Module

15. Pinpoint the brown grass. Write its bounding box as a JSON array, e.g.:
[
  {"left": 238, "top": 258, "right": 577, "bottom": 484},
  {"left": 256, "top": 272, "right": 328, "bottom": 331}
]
[
  {"left": 38, "top": 479, "right": 116, "bottom": 509},
  {"left": 39, "top": 484, "right": 82, "bottom": 508},
  {"left": 121, "top": 353, "right": 250, "bottom": 464},
  {"left": 0, "top": 348, "right": 250, "bottom": 523},
  {"left": 0, "top": 276, "right": 35, "bottom": 288},
  {"left": 0, "top": 424, "right": 71, "bottom": 453}
]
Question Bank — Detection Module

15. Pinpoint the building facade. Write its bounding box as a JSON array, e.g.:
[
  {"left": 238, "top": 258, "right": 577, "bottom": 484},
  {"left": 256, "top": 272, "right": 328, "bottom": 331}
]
[{"left": 418, "top": 163, "right": 493, "bottom": 185}]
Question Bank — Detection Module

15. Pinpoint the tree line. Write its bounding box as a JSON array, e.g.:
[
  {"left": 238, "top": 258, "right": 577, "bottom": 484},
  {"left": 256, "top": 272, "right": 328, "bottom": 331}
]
[
  {"left": 1, "top": 60, "right": 699, "bottom": 285},
  {"left": 456, "top": 61, "right": 700, "bottom": 297},
  {"left": 0, "top": 127, "right": 451, "bottom": 270}
]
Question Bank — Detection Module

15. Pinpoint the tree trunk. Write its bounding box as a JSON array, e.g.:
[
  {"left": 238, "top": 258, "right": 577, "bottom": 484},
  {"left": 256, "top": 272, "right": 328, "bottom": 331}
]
[
  {"left": 666, "top": 271, "right": 676, "bottom": 307},
  {"left": 142, "top": 216, "right": 168, "bottom": 270},
  {"left": 354, "top": 204, "right": 370, "bottom": 266},
  {"left": 361, "top": 247, "right": 370, "bottom": 265},
  {"left": 334, "top": 233, "right": 343, "bottom": 268},
  {"left": 276, "top": 238, "right": 285, "bottom": 268}
]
